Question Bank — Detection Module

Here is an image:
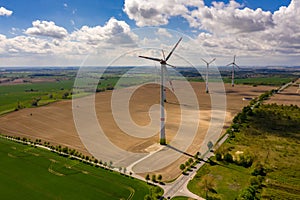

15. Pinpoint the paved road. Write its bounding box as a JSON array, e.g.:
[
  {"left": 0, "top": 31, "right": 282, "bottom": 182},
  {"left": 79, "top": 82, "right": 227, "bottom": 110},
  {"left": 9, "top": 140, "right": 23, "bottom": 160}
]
[
  {"left": 161, "top": 134, "right": 229, "bottom": 199},
  {"left": 278, "top": 81, "right": 293, "bottom": 93}
]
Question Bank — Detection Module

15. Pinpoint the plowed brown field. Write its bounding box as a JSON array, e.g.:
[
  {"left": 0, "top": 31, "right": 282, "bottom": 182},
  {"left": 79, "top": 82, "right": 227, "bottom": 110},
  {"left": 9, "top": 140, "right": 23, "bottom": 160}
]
[{"left": 0, "top": 82, "right": 275, "bottom": 179}]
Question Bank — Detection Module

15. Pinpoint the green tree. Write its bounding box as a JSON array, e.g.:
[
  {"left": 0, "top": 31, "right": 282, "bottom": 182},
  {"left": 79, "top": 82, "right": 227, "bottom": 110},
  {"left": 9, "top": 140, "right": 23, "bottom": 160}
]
[
  {"left": 252, "top": 163, "right": 266, "bottom": 176},
  {"left": 237, "top": 186, "right": 256, "bottom": 200},
  {"left": 224, "top": 152, "right": 233, "bottom": 163},
  {"left": 215, "top": 152, "right": 222, "bottom": 161},
  {"left": 145, "top": 174, "right": 150, "bottom": 183},
  {"left": 62, "top": 92, "right": 69, "bottom": 99},
  {"left": 144, "top": 194, "right": 152, "bottom": 200},
  {"left": 180, "top": 164, "right": 185, "bottom": 171},
  {"left": 157, "top": 174, "right": 162, "bottom": 182},
  {"left": 151, "top": 174, "right": 156, "bottom": 183},
  {"left": 185, "top": 160, "right": 190, "bottom": 167},
  {"left": 31, "top": 97, "right": 41, "bottom": 106}
]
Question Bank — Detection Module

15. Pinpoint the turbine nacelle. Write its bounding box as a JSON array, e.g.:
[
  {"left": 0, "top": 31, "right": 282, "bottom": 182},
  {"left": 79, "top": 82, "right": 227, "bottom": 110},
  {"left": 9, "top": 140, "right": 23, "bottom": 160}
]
[
  {"left": 201, "top": 58, "right": 216, "bottom": 94},
  {"left": 138, "top": 37, "right": 182, "bottom": 68},
  {"left": 201, "top": 58, "right": 216, "bottom": 66},
  {"left": 227, "top": 55, "right": 240, "bottom": 87},
  {"left": 226, "top": 55, "right": 240, "bottom": 69}
]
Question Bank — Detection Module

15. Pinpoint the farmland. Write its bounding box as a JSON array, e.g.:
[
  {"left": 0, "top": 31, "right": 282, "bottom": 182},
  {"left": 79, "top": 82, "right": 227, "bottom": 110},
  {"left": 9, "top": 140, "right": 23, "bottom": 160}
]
[
  {"left": 0, "top": 80, "right": 275, "bottom": 180},
  {"left": 0, "top": 67, "right": 157, "bottom": 115},
  {"left": 0, "top": 80, "right": 74, "bottom": 115},
  {"left": 0, "top": 67, "right": 299, "bottom": 199},
  {"left": 0, "top": 136, "right": 162, "bottom": 200}
]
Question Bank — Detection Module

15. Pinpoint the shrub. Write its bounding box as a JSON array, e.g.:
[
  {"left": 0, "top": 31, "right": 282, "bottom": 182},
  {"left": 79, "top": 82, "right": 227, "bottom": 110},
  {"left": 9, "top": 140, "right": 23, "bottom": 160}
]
[
  {"left": 224, "top": 153, "right": 233, "bottom": 163},
  {"left": 252, "top": 163, "right": 266, "bottom": 176},
  {"left": 215, "top": 152, "right": 222, "bottom": 161},
  {"left": 151, "top": 174, "right": 156, "bottom": 182},
  {"left": 250, "top": 176, "right": 262, "bottom": 188},
  {"left": 180, "top": 164, "right": 185, "bottom": 171},
  {"left": 237, "top": 186, "right": 256, "bottom": 200}
]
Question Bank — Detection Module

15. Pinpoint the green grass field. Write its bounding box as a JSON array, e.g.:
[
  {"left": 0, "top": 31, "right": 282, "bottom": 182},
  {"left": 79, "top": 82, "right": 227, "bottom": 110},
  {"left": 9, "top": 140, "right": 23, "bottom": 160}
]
[
  {"left": 188, "top": 104, "right": 300, "bottom": 199},
  {"left": 189, "top": 76, "right": 296, "bottom": 86},
  {"left": 0, "top": 137, "right": 162, "bottom": 200},
  {"left": 232, "top": 77, "right": 295, "bottom": 86},
  {"left": 0, "top": 80, "right": 74, "bottom": 114}
]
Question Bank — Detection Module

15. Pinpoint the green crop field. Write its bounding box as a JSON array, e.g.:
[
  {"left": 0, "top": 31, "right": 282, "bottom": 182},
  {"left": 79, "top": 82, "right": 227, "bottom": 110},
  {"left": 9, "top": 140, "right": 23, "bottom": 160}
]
[
  {"left": 0, "top": 80, "right": 74, "bottom": 114},
  {"left": 188, "top": 104, "right": 300, "bottom": 200},
  {"left": 0, "top": 137, "right": 162, "bottom": 200},
  {"left": 232, "top": 77, "right": 296, "bottom": 86}
]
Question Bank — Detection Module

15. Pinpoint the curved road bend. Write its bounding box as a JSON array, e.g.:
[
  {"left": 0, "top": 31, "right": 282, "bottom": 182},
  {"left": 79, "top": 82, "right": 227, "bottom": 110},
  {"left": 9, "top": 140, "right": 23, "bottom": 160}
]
[{"left": 161, "top": 134, "right": 229, "bottom": 199}]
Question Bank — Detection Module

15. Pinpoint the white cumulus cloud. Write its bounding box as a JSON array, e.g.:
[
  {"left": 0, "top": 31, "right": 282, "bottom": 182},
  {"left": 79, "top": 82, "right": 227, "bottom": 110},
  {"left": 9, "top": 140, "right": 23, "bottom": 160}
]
[
  {"left": 0, "top": 6, "right": 13, "bottom": 16},
  {"left": 186, "top": 1, "right": 274, "bottom": 34},
  {"left": 123, "top": 0, "right": 190, "bottom": 26},
  {"left": 25, "top": 20, "right": 68, "bottom": 39},
  {"left": 70, "top": 17, "right": 137, "bottom": 46}
]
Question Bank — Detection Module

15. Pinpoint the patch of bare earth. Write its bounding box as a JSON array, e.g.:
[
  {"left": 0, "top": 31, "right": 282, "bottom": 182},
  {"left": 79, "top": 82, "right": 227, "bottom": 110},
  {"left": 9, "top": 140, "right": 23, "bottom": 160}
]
[{"left": 0, "top": 82, "right": 274, "bottom": 180}]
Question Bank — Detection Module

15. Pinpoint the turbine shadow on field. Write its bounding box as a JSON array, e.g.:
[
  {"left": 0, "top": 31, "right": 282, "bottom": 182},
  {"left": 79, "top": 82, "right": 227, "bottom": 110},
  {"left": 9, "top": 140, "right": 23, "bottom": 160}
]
[{"left": 165, "top": 144, "right": 193, "bottom": 157}]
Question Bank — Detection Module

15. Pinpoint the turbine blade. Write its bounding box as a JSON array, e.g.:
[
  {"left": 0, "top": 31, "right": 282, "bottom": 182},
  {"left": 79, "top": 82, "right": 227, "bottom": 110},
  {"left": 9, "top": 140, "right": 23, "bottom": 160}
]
[
  {"left": 233, "top": 55, "right": 236, "bottom": 63},
  {"left": 139, "top": 55, "right": 161, "bottom": 62},
  {"left": 166, "top": 37, "right": 182, "bottom": 61},
  {"left": 234, "top": 63, "right": 241, "bottom": 69},
  {"left": 162, "top": 50, "right": 166, "bottom": 60},
  {"left": 165, "top": 67, "right": 175, "bottom": 92},
  {"left": 208, "top": 58, "right": 216, "bottom": 65},
  {"left": 226, "top": 62, "right": 233, "bottom": 66},
  {"left": 166, "top": 63, "right": 176, "bottom": 68},
  {"left": 201, "top": 58, "right": 208, "bottom": 64}
]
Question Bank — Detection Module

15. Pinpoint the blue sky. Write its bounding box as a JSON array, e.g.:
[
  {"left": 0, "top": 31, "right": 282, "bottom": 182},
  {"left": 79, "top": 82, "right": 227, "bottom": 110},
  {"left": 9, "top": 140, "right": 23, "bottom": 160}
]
[
  {"left": 0, "top": 0, "right": 291, "bottom": 35},
  {"left": 0, "top": 0, "right": 299, "bottom": 66}
]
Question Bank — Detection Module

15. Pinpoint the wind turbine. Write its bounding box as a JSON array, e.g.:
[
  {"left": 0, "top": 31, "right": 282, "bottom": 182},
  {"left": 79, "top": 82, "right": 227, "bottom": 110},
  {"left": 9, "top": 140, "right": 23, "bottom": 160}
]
[
  {"left": 139, "top": 37, "right": 182, "bottom": 145},
  {"left": 226, "top": 55, "right": 240, "bottom": 87},
  {"left": 201, "top": 58, "right": 216, "bottom": 93}
]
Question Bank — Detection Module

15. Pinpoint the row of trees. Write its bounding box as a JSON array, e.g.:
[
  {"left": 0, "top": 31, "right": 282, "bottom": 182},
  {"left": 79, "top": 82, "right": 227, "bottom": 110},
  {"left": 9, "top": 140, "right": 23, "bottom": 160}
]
[
  {"left": 1, "top": 134, "right": 133, "bottom": 176},
  {"left": 145, "top": 174, "right": 163, "bottom": 184}
]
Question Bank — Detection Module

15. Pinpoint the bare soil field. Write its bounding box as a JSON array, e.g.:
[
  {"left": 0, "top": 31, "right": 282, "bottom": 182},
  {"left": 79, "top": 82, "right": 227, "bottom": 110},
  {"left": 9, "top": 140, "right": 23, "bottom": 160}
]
[
  {"left": 0, "top": 77, "right": 57, "bottom": 85},
  {"left": 266, "top": 79, "right": 300, "bottom": 106},
  {"left": 0, "top": 82, "right": 274, "bottom": 180}
]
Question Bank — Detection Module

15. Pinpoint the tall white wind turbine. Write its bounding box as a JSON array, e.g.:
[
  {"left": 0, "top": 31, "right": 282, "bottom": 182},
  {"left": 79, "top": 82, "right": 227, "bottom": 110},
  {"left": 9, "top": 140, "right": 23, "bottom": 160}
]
[
  {"left": 201, "top": 58, "right": 216, "bottom": 93},
  {"left": 226, "top": 55, "right": 240, "bottom": 87},
  {"left": 138, "top": 37, "right": 182, "bottom": 145}
]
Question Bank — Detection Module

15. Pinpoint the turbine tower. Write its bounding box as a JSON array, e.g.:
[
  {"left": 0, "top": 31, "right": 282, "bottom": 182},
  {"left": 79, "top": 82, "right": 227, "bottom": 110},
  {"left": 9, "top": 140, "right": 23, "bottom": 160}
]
[
  {"left": 201, "top": 58, "right": 216, "bottom": 93},
  {"left": 139, "top": 37, "right": 182, "bottom": 145},
  {"left": 226, "top": 55, "right": 240, "bottom": 87}
]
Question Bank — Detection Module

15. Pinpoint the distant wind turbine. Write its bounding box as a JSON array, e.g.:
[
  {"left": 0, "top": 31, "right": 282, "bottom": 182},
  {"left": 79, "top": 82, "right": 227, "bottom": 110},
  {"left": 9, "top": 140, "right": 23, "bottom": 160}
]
[
  {"left": 226, "top": 55, "right": 240, "bottom": 87},
  {"left": 201, "top": 58, "right": 216, "bottom": 93},
  {"left": 139, "top": 37, "right": 182, "bottom": 145}
]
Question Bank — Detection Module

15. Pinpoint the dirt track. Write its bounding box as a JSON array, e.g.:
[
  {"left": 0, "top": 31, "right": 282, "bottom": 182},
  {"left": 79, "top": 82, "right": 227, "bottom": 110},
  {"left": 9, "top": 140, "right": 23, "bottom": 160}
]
[
  {"left": 266, "top": 79, "right": 300, "bottom": 106},
  {"left": 0, "top": 82, "right": 274, "bottom": 180}
]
